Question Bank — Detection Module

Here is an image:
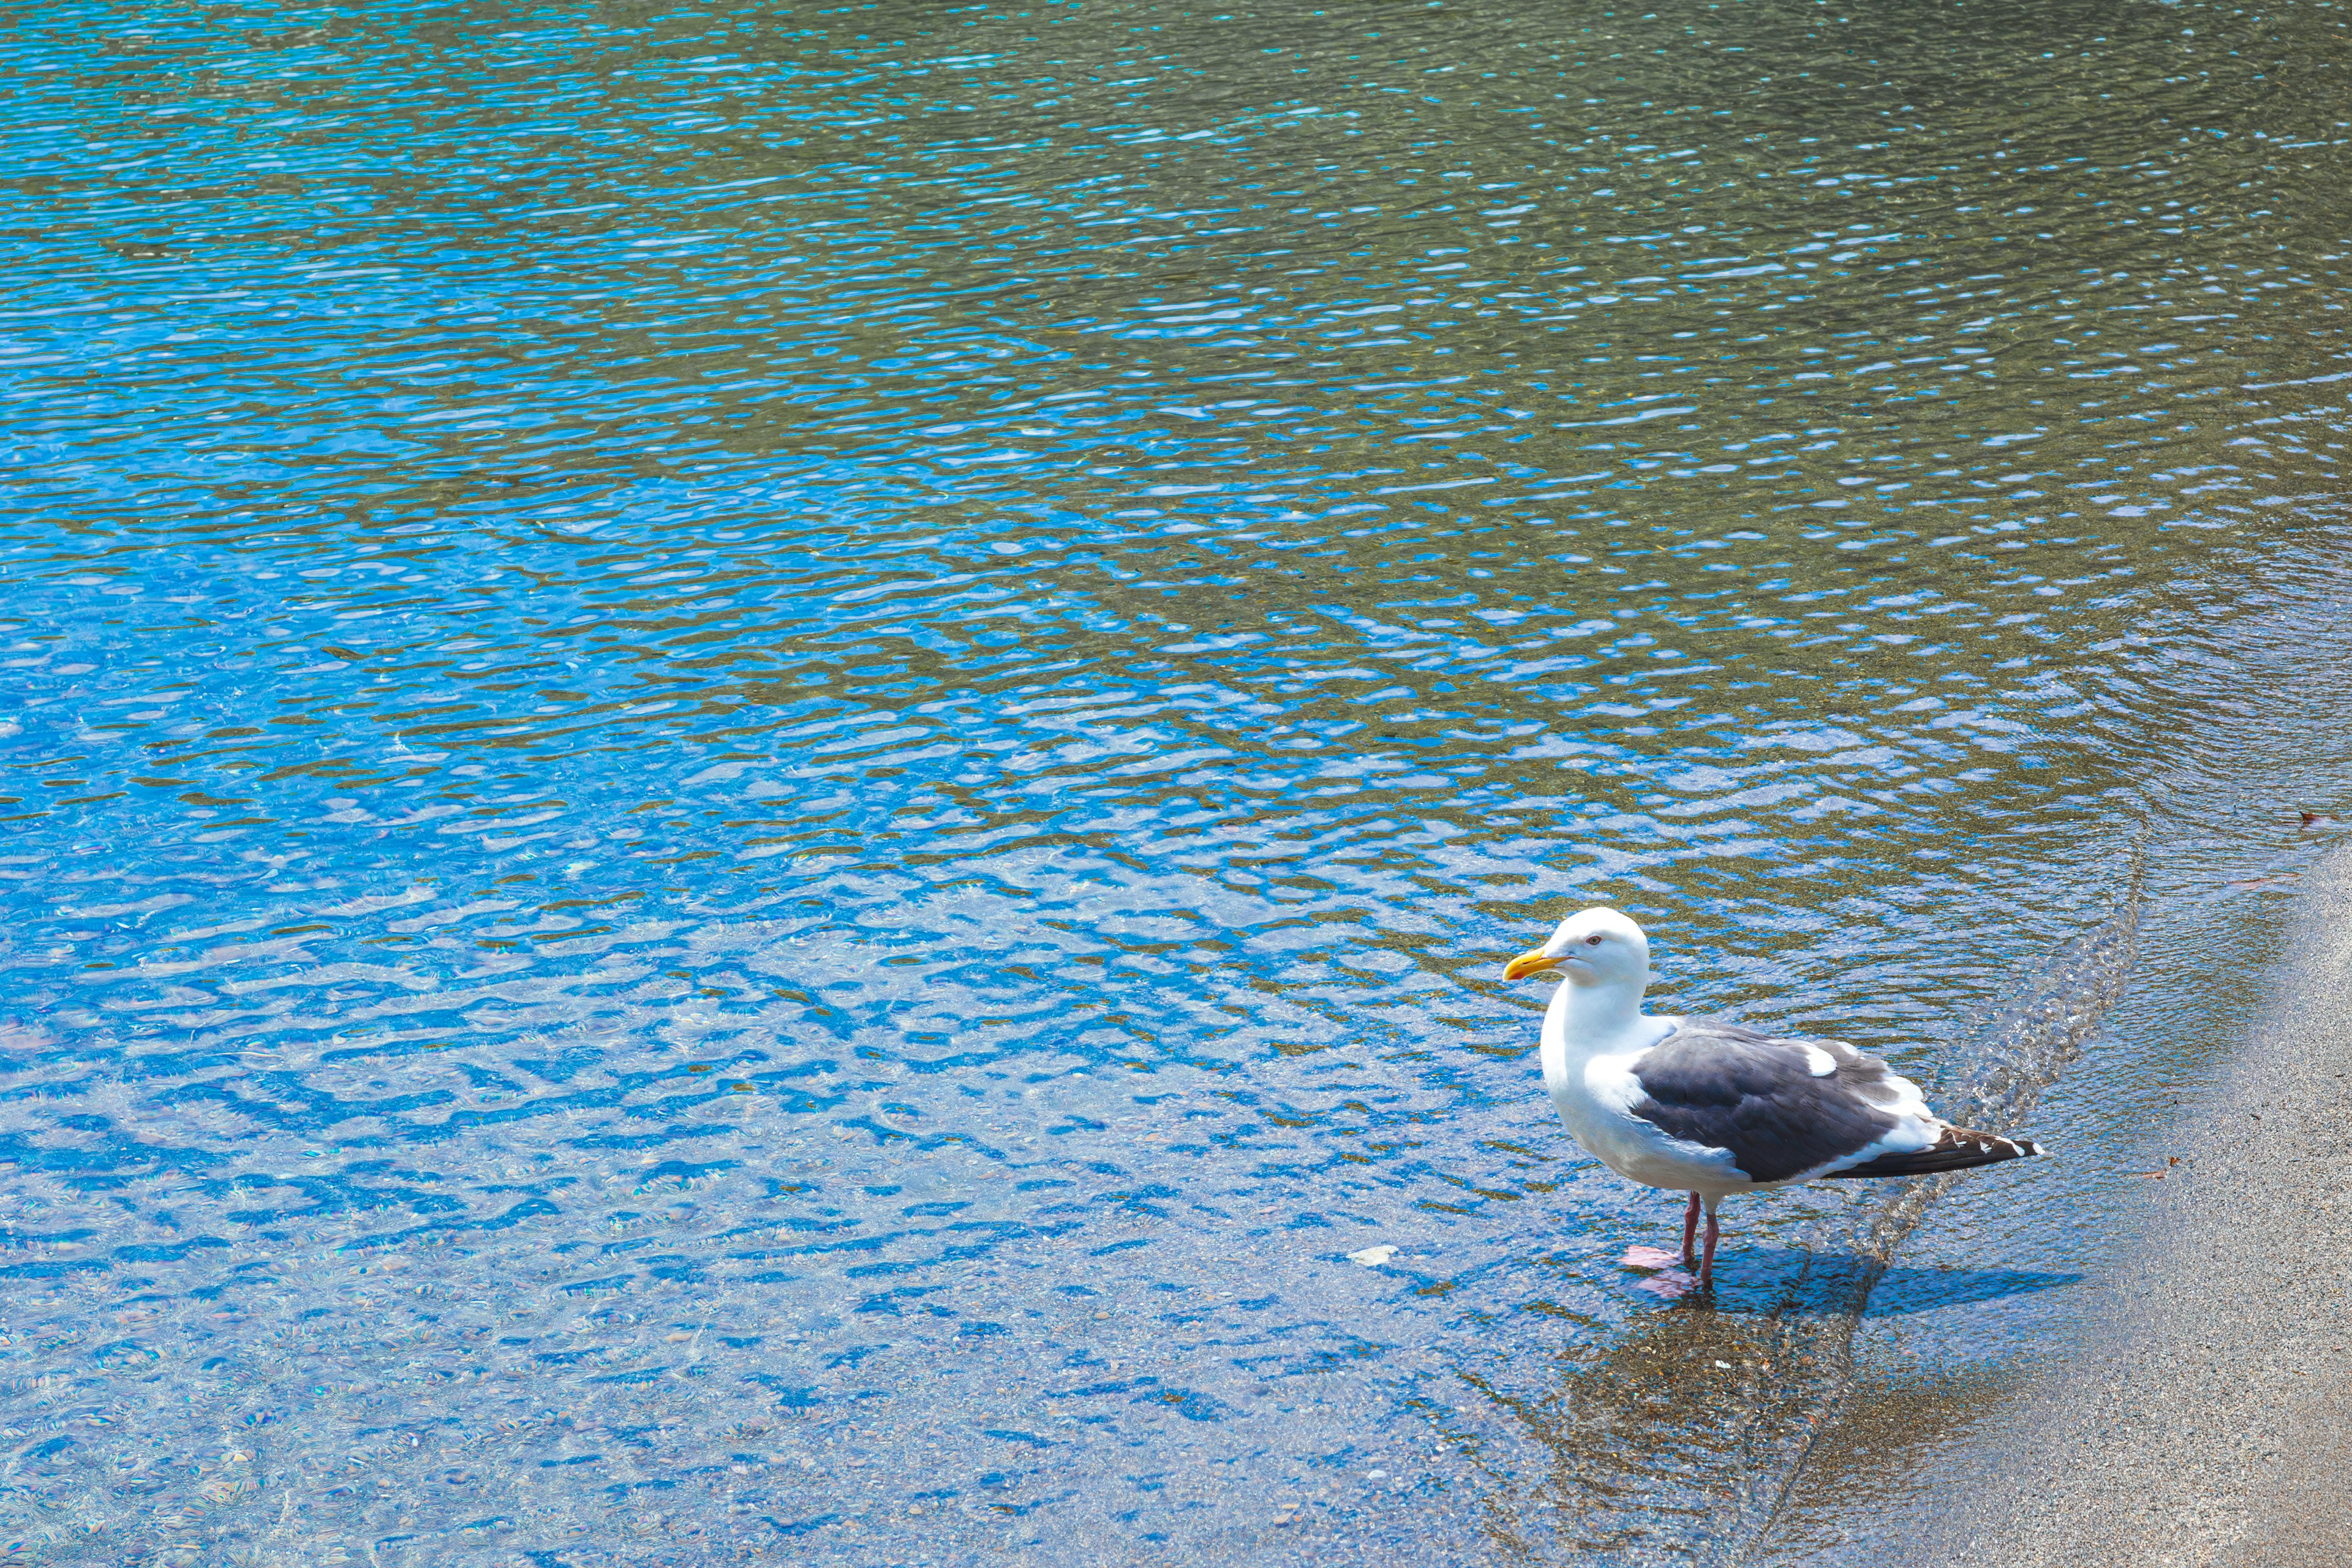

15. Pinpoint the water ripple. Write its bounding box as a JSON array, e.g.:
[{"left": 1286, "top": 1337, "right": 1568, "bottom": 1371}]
[{"left": 2, "top": 0, "right": 2348, "bottom": 1562}]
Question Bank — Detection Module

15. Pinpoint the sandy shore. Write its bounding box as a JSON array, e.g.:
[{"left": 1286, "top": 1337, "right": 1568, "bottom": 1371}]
[{"left": 1903, "top": 845, "right": 2352, "bottom": 1565}]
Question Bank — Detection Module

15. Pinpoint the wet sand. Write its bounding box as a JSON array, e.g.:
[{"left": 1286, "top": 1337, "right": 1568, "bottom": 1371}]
[{"left": 1896, "top": 845, "right": 2352, "bottom": 1565}]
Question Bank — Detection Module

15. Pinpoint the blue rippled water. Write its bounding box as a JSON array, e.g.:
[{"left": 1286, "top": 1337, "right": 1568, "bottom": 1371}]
[{"left": 2, "top": 1, "right": 2348, "bottom": 1562}]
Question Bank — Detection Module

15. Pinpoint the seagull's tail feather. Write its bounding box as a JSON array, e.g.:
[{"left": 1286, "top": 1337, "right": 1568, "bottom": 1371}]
[{"left": 1821, "top": 1125, "right": 2041, "bottom": 1179}]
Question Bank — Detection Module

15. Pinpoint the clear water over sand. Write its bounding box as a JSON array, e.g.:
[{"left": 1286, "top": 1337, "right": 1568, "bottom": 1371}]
[{"left": 2, "top": 1, "right": 2347, "bottom": 1562}]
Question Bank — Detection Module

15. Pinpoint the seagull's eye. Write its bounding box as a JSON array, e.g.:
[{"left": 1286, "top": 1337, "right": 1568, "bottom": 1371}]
[{"left": 1584, "top": 934, "right": 1604, "bottom": 947}]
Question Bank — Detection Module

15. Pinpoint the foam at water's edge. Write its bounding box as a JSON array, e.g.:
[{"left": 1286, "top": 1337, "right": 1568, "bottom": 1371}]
[{"left": 1737, "top": 865, "right": 2147, "bottom": 1556}]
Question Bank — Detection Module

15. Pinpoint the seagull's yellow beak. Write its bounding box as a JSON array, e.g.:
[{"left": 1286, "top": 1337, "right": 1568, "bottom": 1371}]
[{"left": 1502, "top": 945, "right": 1561, "bottom": 981}]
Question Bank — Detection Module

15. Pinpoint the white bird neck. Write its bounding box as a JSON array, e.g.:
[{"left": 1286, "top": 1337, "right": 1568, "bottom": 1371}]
[{"left": 1544, "top": 974, "right": 1650, "bottom": 1055}]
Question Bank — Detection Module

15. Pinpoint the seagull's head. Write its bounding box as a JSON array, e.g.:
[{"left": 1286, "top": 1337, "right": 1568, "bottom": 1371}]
[{"left": 1502, "top": 907, "right": 1651, "bottom": 989}]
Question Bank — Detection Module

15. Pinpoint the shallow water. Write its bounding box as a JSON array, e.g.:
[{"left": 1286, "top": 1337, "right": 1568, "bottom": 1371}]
[{"left": 2, "top": 1, "right": 2348, "bottom": 1562}]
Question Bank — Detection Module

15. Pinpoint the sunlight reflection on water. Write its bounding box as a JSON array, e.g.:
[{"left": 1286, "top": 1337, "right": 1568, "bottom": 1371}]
[{"left": 2, "top": 0, "right": 2348, "bottom": 1562}]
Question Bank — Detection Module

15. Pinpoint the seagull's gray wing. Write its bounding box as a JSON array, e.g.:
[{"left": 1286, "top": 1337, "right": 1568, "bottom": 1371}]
[{"left": 1625, "top": 1019, "right": 1933, "bottom": 1184}]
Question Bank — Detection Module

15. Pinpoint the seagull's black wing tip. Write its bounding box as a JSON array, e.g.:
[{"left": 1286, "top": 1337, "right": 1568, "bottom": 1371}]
[{"left": 1821, "top": 1126, "right": 2041, "bottom": 1179}]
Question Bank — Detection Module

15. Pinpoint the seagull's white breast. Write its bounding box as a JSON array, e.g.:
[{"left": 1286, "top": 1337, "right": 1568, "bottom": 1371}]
[
  {"left": 1539, "top": 1002, "right": 1748, "bottom": 1193},
  {"left": 1561, "top": 1048, "right": 1747, "bottom": 1191}
]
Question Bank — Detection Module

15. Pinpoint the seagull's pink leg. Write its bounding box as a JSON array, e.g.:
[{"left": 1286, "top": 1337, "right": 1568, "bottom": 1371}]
[
  {"left": 1699, "top": 1199, "right": 1721, "bottom": 1291},
  {"left": 1681, "top": 1192, "right": 1700, "bottom": 1270}
]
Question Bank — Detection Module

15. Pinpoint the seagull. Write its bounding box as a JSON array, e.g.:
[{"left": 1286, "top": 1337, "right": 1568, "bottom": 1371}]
[{"left": 1502, "top": 907, "right": 2040, "bottom": 1291}]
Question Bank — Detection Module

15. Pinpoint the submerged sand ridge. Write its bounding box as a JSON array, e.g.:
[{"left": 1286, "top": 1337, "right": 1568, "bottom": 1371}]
[{"left": 1904, "top": 845, "right": 2352, "bottom": 1566}]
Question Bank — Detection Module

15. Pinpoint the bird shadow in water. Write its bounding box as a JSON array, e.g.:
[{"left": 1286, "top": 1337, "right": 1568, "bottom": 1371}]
[
  {"left": 1623, "top": 1246, "right": 2081, "bottom": 1314},
  {"left": 1858, "top": 1260, "right": 2082, "bottom": 1316},
  {"left": 1463, "top": 1251, "right": 2079, "bottom": 1561}
]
